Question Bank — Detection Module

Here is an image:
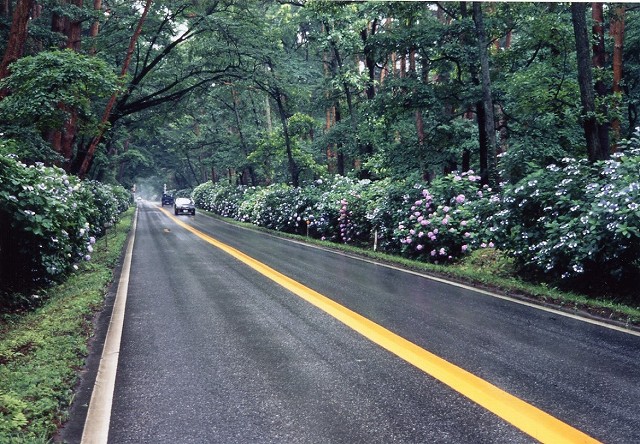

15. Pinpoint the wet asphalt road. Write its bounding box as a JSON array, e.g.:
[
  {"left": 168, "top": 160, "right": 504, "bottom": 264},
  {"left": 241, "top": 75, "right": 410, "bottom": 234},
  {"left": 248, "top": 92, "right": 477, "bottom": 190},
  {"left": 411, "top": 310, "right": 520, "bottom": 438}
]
[{"left": 65, "top": 202, "right": 640, "bottom": 443}]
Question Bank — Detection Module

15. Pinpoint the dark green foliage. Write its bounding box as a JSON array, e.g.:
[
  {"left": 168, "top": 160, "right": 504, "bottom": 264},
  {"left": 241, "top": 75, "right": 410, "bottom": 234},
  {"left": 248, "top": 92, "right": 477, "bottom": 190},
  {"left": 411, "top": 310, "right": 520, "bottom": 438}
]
[
  {"left": 492, "top": 135, "right": 640, "bottom": 296},
  {"left": 0, "top": 49, "right": 118, "bottom": 134},
  {"left": 0, "top": 141, "right": 130, "bottom": 300},
  {"left": 0, "top": 210, "right": 134, "bottom": 441}
]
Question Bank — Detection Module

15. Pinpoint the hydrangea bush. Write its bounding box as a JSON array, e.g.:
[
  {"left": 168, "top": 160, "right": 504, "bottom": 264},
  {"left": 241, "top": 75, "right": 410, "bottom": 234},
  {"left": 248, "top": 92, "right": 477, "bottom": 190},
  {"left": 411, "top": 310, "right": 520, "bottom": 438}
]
[
  {"left": 394, "top": 171, "right": 498, "bottom": 263},
  {"left": 493, "top": 140, "right": 640, "bottom": 291},
  {"left": 0, "top": 146, "right": 131, "bottom": 294},
  {"left": 192, "top": 181, "right": 244, "bottom": 218},
  {"left": 236, "top": 184, "right": 318, "bottom": 234},
  {"left": 190, "top": 135, "right": 640, "bottom": 295},
  {"left": 306, "top": 176, "right": 374, "bottom": 244}
]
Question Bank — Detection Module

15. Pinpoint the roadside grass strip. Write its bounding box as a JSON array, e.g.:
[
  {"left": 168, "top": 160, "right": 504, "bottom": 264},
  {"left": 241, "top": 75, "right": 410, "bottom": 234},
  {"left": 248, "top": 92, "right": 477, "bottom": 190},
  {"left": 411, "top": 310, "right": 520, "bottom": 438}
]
[
  {"left": 0, "top": 209, "right": 134, "bottom": 443},
  {"left": 162, "top": 208, "right": 601, "bottom": 444}
]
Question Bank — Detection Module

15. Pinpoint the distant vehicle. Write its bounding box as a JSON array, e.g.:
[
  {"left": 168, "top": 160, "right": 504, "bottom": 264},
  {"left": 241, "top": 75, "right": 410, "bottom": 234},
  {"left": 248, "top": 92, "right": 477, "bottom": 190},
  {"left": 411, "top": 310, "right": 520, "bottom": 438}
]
[
  {"left": 174, "top": 197, "right": 195, "bottom": 216},
  {"left": 161, "top": 194, "right": 174, "bottom": 206}
]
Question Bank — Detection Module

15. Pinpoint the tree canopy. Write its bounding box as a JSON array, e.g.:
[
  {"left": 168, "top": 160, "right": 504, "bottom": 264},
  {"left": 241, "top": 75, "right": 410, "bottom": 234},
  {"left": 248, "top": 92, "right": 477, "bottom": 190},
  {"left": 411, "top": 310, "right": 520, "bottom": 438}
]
[{"left": 1, "top": 1, "right": 639, "bottom": 190}]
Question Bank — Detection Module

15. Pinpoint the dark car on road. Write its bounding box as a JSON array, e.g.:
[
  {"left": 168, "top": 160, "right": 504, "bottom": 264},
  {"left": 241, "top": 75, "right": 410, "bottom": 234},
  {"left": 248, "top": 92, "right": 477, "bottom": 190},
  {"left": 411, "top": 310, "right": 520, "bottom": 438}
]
[
  {"left": 174, "top": 197, "right": 196, "bottom": 216},
  {"left": 161, "top": 194, "right": 174, "bottom": 206}
]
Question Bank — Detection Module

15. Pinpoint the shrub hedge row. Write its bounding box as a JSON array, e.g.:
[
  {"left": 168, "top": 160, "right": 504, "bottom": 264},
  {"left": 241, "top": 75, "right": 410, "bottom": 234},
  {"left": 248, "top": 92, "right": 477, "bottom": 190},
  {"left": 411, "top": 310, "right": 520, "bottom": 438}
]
[
  {"left": 193, "top": 134, "right": 640, "bottom": 296},
  {"left": 0, "top": 144, "right": 131, "bottom": 297}
]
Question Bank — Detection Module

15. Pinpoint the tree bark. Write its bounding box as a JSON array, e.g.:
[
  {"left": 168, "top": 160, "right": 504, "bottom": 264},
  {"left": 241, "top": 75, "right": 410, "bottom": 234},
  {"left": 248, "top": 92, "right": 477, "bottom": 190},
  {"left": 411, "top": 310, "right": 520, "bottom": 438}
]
[
  {"left": 0, "top": 0, "right": 34, "bottom": 85},
  {"left": 47, "top": 0, "right": 83, "bottom": 167},
  {"left": 90, "top": 0, "right": 103, "bottom": 41},
  {"left": 230, "top": 87, "right": 257, "bottom": 185},
  {"left": 274, "top": 90, "right": 299, "bottom": 187},
  {"left": 325, "top": 21, "right": 359, "bottom": 172},
  {"left": 473, "top": 2, "right": 498, "bottom": 187},
  {"left": 77, "top": 0, "right": 154, "bottom": 177},
  {"left": 571, "top": 3, "right": 605, "bottom": 162},
  {"left": 610, "top": 5, "right": 625, "bottom": 148},
  {"left": 334, "top": 103, "right": 345, "bottom": 176},
  {"left": 361, "top": 20, "right": 377, "bottom": 101},
  {"left": 358, "top": 19, "right": 377, "bottom": 177},
  {"left": 591, "top": 3, "right": 610, "bottom": 157},
  {"left": 66, "top": 0, "right": 83, "bottom": 51}
]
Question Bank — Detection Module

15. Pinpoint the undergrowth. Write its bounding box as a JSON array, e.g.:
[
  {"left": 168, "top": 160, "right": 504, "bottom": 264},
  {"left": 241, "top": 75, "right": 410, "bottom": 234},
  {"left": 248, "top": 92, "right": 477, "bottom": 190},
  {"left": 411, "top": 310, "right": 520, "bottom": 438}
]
[{"left": 0, "top": 209, "right": 133, "bottom": 443}]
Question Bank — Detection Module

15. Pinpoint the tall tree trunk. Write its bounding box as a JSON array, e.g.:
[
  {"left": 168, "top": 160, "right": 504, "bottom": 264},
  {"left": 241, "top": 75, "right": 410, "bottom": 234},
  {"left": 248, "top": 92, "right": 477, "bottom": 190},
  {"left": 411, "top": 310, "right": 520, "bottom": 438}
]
[
  {"left": 335, "top": 104, "right": 345, "bottom": 176},
  {"left": 460, "top": 2, "right": 483, "bottom": 181},
  {"left": 358, "top": 19, "right": 377, "bottom": 177},
  {"left": 47, "top": 0, "right": 83, "bottom": 168},
  {"left": 361, "top": 20, "right": 377, "bottom": 101},
  {"left": 326, "top": 21, "right": 358, "bottom": 171},
  {"left": 409, "top": 47, "right": 427, "bottom": 174},
  {"left": 231, "top": 88, "right": 257, "bottom": 185},
  {"left": 495, "top": 29, "right": 512, "bottom": 154},
  {"left": 90, "top": 0, "right": 102, "bottom": 39},
  {"left": 322, "top": 32, "right": 337, "bottom": 174},
  {"left": 0, "top": 0, "right": 34, "bottom": 86},
  {"left": 265, "top": 90, "right": 272, "bottom": 132},
  {"left": 473, "top": 2, "right": 498, "bottom": 187},
  {"left": 571, "top": 3, "right": 605, "bottom": 162},
  {"left": 77, "top": 0, "right": 154, "bottom": 178},
  {"left": 476, "top": 101, "right": 487, "bottom": 182},
  {"left": 66, "top": 0, "right": 83, "bottom": 51},
  {"left": 274, "top": 90, "right": 299, "bottom": 187},
  {"left": 610, "top": 5, "right": 625, "bottom": 149},
  {"left": 51, "top": 4, "right": 65, "bottom": 44},
  {"left": 325, "top": 104, "right": 337, "bottom": 174},
  {"left": 592, "top": 3, "right": 610, "bottom": 157}
]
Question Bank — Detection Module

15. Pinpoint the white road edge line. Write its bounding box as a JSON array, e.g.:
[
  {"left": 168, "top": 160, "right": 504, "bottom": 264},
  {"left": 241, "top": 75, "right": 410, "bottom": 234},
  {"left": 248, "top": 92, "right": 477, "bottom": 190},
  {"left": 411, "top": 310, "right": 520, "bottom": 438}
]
[
  {"left": 81, "top": 208, "right": 138, "bottom": 444},
  {"left": 210, "top": 214, "right": 640, "bottom": 338}
]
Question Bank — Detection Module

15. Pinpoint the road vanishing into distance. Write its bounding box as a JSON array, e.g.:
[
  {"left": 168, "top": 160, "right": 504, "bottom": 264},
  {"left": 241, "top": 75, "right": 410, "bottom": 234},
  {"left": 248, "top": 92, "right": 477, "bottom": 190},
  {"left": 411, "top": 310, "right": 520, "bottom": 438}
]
[{"left": 61, "top": 201, "right": 640, "bottom": 444}]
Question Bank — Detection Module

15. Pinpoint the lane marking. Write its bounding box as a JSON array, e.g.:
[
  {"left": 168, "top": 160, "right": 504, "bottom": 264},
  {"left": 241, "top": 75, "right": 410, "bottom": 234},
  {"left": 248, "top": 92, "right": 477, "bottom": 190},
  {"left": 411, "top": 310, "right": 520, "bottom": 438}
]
[
  {"left": 81, "top": 209, "right": 138, "bottom": 444},
  {"left": 162, "top": 208, "right": 600, "bottom": 444},
  {"left": 219, "top": 215, "right": 640, "bottom": 337}
]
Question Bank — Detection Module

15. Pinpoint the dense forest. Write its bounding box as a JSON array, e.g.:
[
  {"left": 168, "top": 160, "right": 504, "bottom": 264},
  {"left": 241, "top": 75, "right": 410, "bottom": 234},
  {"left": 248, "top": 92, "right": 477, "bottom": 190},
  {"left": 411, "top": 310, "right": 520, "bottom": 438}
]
[{"left": 1, "top": 1, "right": 640, "bottom": 298}]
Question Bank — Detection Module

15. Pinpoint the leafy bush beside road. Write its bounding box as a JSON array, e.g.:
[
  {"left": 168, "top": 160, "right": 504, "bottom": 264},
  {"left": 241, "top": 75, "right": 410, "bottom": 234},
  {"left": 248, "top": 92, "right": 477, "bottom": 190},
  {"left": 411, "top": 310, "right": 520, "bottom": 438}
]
[
  {"left": 493, "top": 142, "right": 640, "bottom": 294},
  {"left": 0, "top": 142, "right": 131, "bottom": 299},
  {"left": 192, "top": 134, "right": 640, "bottom": 299},
  {"left": 0, "top": 210, "right": 134, "bottom": 442}
]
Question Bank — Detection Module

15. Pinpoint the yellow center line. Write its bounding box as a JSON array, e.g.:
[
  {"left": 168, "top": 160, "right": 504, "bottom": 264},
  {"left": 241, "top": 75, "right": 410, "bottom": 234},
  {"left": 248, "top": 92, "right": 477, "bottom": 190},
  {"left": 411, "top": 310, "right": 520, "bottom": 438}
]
[{"left": 162, "top": 208, "right": 600, "bottom": 444}]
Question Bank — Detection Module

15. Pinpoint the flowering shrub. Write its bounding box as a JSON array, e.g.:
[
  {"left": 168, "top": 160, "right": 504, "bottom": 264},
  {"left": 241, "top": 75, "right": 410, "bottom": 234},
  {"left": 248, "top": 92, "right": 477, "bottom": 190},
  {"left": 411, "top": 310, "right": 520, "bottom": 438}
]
[
  {"left": 192, "top": 181, "right": 244, "bottom": 218},
  {"left": 494, "top": 142, "right": 640, "bottom": 291},
  {"left": 307, "top": 176, "right": 372, "bottom": 243},
  {"left": 0, "top": 145, "right": 130, "bottom": 294},
  {"left": 83, "top": 180, "right": 132, "bottom": 236},
  {"left": 394, "top": 171, "right": 497, "bottom": 263},
  {"left": 191, "top": 141, "right": 640, "bottom": 295},
  {"left": 237, "top": 184, "right": 318, "bottom": 234}
]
